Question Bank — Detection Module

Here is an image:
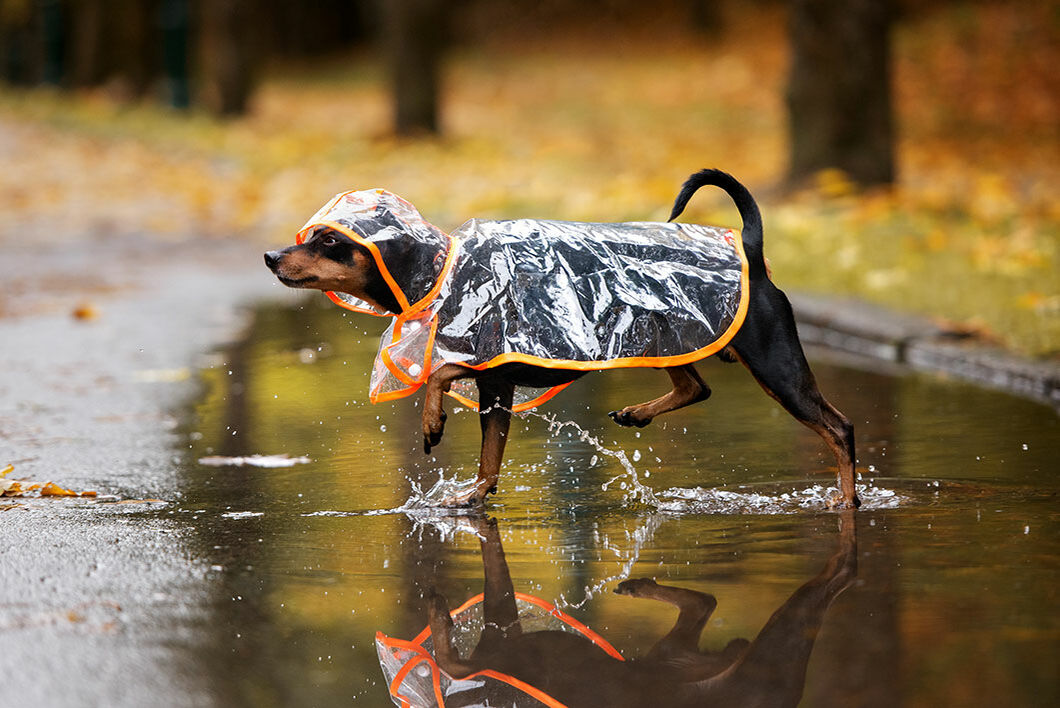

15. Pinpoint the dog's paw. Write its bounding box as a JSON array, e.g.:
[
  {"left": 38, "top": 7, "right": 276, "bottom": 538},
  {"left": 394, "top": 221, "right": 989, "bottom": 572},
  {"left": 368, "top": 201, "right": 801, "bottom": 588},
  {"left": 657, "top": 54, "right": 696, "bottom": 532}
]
[
  {"left": 439, "top": 486, "right": 489, "bottom": 509},
  {"left": 826, "top": 492, "right": 861, "bottom": 511},
  {"left": 422, "top": 410, "right": 447, "bottom": 454},
  {"left": 608, "top": 408, "right": 652, "bottom": 428},
  {"left": 427, "top": 590, "right": 454, "bottom": 626},
  {"left": 615, "top": 578, "right": 658, "bottom": 597}
]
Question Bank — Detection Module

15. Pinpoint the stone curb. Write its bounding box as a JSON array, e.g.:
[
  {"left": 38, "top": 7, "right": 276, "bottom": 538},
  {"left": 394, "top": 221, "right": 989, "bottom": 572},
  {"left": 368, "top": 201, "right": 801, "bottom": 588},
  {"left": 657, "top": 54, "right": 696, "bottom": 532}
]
[{"left": 789, "top": 292, "right": 1060, "bottom": 410}]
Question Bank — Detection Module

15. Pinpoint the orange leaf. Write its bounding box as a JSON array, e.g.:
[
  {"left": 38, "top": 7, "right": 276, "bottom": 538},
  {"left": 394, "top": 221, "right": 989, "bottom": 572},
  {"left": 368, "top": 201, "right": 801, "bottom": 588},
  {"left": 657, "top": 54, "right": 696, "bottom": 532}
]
[{"left": 40, "top": 482, "right": 77, "bottom": 497}]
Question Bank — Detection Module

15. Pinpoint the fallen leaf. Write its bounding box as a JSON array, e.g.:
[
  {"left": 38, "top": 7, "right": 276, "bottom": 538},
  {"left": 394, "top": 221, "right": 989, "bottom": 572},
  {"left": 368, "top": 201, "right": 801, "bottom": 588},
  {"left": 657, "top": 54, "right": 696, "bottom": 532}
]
[
  {"left": 0, "top": 479, "right": 37, "bottom": 496},
  {"left": 40, "top": 481, "right": 78, "bottom": 496},
  {"left": 72, "top": 303, "right": 99, "bottom": 320}
]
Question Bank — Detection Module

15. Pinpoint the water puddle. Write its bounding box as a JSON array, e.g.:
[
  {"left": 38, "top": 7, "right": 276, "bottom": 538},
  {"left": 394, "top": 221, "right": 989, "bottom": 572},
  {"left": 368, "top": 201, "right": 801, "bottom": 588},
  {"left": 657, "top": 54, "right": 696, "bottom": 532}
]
[{"left": 163, "top": 301, "right": 1058, "bottom": 707}]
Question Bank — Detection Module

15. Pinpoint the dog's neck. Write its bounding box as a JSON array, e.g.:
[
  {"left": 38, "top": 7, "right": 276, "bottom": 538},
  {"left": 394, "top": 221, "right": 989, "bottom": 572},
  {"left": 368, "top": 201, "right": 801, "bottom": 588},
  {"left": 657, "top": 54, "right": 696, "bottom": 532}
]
[
  {"left": 370, "top": 233, "right": 449, "bottom": 314},
  {"left": 359, "top": 278, "right": 402, "bottom": 314}
]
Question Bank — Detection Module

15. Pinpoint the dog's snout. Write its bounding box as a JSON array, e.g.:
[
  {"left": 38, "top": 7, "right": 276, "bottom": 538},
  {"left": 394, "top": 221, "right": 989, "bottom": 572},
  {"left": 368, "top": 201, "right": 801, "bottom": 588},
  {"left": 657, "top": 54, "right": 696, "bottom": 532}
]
[{"left": 264, "top": 250, "right": 282, "bottom": 271}]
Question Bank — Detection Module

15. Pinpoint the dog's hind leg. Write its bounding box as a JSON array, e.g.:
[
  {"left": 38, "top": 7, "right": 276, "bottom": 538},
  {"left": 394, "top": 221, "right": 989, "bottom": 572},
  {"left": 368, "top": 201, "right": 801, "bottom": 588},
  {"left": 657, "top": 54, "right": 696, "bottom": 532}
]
[
  {"left": 609, "top": 364, "right": 711, "bottom": 428},
  {"left": 730, "top": 285, "right": 859, "bottom": 509}
]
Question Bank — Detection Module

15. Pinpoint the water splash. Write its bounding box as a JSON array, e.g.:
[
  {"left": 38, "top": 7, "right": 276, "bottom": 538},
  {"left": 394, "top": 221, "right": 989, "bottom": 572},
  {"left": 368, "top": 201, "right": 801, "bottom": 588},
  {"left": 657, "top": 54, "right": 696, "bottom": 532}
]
[
  {"left": 311, "top": 469, "right": 488, "bottom": 517},
  {"left": 656, "top": 481, "right": 906, "bottom": 514},
  {"left": 555, "top": 513, "right": 663, "bottom": 610},
  {"left": 520, "top": 409, "right": 659, "bottom": 507}
]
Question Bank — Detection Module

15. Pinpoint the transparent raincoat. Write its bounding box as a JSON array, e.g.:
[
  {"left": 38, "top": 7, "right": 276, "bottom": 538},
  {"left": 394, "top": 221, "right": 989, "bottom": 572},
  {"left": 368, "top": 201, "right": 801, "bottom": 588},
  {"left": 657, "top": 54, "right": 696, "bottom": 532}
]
[
  {"left": 297, "top": 189, "right": 749, "bottom": 411},
  {"left": 376, "top": 592, "right": 625, "bottom": 708}
]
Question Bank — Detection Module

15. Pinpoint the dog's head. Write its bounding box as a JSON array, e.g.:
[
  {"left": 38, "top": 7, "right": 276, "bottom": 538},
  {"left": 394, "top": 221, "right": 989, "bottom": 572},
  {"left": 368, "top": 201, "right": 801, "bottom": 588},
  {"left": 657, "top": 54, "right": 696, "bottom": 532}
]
[
  {"left": 265, "top": 226, "right": 401, "bottom": 312},
  {"left": 265, "top": 189, "right": 450, "bottom": 316}
]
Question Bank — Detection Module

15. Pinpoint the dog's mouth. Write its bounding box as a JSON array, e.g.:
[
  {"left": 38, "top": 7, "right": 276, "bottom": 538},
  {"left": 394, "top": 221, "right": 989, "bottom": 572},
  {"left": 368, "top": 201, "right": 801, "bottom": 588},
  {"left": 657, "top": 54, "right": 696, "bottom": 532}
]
[{"left": 277, "top": 274, "right": 319, "bottom": 287}]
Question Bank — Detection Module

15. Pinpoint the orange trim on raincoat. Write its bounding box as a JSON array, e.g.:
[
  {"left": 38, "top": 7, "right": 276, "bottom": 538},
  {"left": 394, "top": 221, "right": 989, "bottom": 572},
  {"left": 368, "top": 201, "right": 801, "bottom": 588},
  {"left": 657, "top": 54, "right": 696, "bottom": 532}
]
[
  {"left": 297, "top": 188, "right": 457, "bottom": 318},
  {"left": 442, "top": 229, "right": 749, "bottom": 375},
  {"left": 368, "top": 228, "right": 749, "bottom": 411},
  {"left": 377, "top": 592, "right": 624, "bottom": 708}
]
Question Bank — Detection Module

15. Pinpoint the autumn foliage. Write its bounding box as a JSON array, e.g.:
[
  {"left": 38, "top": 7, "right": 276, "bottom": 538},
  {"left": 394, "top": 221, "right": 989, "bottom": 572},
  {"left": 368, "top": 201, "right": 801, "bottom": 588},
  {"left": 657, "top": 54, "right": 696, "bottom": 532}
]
[{"left": 0, "top": 2, "right": 1055, "bottom": 355}]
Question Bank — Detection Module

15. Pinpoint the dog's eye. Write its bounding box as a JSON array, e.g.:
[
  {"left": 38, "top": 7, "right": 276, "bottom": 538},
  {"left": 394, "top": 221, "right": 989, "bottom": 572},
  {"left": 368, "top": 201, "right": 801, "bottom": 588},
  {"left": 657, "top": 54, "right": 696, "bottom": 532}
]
[{"left": 321, "top": 234, "right": 338, "bottom": 246}]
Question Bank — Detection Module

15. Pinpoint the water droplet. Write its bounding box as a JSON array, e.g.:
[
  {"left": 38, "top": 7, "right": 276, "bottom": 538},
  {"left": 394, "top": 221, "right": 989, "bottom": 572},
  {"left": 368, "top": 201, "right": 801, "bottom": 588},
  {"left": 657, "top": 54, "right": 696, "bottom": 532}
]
[
  {"left": 380, "top": 424, "right": 387, "bottom": 432},
  {"left": 632, "top": 450, "right": 641, "bottom": 462}
]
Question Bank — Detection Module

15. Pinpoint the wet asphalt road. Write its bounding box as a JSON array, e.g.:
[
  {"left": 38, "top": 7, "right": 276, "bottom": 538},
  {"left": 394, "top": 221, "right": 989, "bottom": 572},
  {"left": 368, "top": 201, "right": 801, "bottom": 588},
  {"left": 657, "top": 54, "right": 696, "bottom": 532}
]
[
  {"left": 0, "top": 235, "right": 280, "bottom": 708},
  {"left": 3, "top": 234, "right": 1056, "bottom": 708}
]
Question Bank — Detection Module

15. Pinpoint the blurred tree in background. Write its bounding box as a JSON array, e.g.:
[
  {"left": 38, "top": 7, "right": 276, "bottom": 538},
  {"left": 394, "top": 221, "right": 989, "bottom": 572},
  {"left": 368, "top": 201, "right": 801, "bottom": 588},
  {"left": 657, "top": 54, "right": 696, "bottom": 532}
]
[
  {"left": 200, "top": 0, "right": 256, "bottom": 115},
  {"left": 1, "top": 1, "right": 1056, "bottom": 354},
  {"left": 0, "top": 0, "right": 375, "bottom": 114},
  {"left": 0, "top": 0, "right": 899, "bottom": 170},
  {"left": 382, "top": 0, "right": 447, "bottom": 135},
  {"left": 787, "top": 0, "right": 895, "bottom": 186}
]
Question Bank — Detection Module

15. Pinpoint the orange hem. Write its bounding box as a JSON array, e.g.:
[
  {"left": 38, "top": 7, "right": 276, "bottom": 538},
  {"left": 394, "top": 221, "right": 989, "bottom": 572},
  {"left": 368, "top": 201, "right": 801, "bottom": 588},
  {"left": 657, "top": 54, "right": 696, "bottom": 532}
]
[
  {"left": 445, "top": 382, "right": 573, "bottom": 413},
  {"left": 323, "top": 290, "right": 394, "bottom": 316},
  {"left": 447, "top": 228, "right": 749, "bottom": 373},
  {"left": 378, "top": 591, "right": 624, "bottom": 707}
]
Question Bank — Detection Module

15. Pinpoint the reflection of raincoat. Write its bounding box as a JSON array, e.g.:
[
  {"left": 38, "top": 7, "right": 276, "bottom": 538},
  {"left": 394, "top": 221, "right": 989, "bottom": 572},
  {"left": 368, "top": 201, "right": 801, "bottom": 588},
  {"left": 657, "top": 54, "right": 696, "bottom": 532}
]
[
  {"left": 376, "top": 593, "right": 624, "bottom": 708},
  {"left": 297, "top": 189, "right": 749, "bottom": 411}
]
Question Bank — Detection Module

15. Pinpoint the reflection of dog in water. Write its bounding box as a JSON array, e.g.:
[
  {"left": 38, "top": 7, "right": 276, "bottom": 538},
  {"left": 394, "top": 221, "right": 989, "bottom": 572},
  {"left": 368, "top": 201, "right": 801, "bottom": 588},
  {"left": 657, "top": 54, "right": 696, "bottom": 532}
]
[{"left": 420, "top": 515, "right": 856, "bottom": 707}]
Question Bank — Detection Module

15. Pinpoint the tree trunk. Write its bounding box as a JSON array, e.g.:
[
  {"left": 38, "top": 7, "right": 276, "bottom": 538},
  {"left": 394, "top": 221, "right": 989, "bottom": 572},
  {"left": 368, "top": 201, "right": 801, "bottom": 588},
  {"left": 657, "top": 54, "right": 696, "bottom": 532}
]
[
  {"left": 381, "top": 0, "right": 446, "bottom": 136},
  {"left": 786, "top": 0, "right": 895, "bottom": 187},
  {"left": 68, "top": 0, "right": 104, "bottom": 88},
  {"left": 0, "top": 0, "right": 35, "bottom": 85},
  {"left": 200, "top": 0, "right": 256, "bottom": 116},
  {"left": 158, "top": 0, "right": 190, "bottom": 108}
]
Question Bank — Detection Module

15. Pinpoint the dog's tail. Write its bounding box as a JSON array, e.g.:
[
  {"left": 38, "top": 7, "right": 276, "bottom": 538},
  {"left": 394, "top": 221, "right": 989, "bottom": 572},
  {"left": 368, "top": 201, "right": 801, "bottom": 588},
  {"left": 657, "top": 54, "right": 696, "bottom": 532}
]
[{"left": 668, "top": 169, "right": 766, "bottom": 277}]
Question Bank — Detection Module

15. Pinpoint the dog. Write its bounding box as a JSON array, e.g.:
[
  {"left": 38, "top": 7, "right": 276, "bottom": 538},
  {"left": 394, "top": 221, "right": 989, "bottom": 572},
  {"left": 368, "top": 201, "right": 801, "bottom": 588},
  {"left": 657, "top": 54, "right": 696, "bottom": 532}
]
[
  {"left": 265, "top": 169, "right": 860, "bottom": 509},
  {"left": 382, "top": 514, "right": 858, "bottom": 707}
]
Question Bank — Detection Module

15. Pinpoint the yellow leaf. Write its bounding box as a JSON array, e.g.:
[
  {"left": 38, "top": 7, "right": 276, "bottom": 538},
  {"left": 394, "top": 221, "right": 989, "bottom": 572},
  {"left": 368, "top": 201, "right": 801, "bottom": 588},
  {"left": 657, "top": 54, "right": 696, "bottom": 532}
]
[
  {"left": 40, "top": 482, "right": 77, "bottom": 497},
  {"left": 72, "top": 304, "right": 99, "bottom": 320}
]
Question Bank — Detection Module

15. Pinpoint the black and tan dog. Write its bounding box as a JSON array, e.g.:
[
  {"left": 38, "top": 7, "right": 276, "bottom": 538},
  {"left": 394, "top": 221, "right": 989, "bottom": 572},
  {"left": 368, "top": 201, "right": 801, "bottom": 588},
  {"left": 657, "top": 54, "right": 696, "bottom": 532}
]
[
  {"left": 416, "top": 514, "right": 858, "bottom": 707},
  {"left": 265, "top": 170, "right": 860, "bottom": 509}
]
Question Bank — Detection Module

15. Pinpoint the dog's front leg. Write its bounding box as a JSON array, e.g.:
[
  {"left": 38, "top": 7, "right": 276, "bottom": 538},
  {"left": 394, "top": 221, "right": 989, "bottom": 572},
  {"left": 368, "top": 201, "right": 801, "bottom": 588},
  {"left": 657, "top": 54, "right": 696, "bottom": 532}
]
[
  {"left": 427, "top": 590, "right": 477, "bottom": 678},
  {"left": 422, "top": 364, "right": 474, "bottom": 454},
  {"left": 440, "top": 376, "right": 515, "bottom": 507}
]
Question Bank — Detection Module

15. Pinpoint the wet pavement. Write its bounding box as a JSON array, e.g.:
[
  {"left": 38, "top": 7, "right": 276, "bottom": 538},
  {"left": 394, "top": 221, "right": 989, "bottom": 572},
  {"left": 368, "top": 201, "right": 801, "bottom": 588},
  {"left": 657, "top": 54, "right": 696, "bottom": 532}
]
[
  {"left": 2, "top": 236, "right": 1058, "bottom": 707},
  {"left": 0, "top": 236, "right": 276, "bottom": 707}
]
